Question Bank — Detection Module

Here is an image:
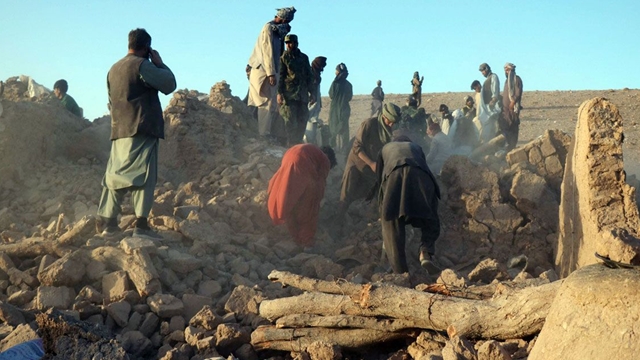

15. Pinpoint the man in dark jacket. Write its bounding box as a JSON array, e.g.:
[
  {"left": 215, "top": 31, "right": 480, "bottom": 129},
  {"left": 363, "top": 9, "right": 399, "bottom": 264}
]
[
  {"left": 499, "top": 62, "right": 523, "bottom": 150},
  {"left": 375, "top": 137, "right": 441, "bottom": 274},
  {"left": 97, "top": 28, "right": 176, "bottom": 240},
  {"left": 277, "top": 34, "right": 315, "bottom": 146}
]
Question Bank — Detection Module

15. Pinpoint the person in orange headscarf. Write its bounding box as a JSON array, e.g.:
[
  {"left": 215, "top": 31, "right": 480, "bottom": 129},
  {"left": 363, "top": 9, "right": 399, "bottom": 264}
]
[{"left": 268, "top": 144, "right": 337, "bottom": 246}]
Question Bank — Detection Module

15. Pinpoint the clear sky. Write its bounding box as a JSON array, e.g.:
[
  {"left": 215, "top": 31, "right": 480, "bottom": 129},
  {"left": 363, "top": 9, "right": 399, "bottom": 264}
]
[{"left": 1, "top": 0, "right": 638, "bottom": 120}]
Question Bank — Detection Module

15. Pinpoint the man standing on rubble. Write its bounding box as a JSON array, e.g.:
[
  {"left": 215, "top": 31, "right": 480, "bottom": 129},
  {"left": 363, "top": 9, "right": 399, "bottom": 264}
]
[
  {"left": 97, "top": 28, "right": 176, "bottom": 240},
  {"left": 374, "top": 137, "right": 441, "bottom": 275},
  {"left": 277, "top": 34, "right": 315, "bottom": 146},
  {"left": 268, "top": 144, "right": 337, "bottom": 247},
  {"left": 248, "top": 7, "right": 296, "bottom": 144},
  {"left": 499, "top": 62, "right": 523, "bottom": 150},
  {"left": 306, "top": 56, "right": 327, "bottom": 145},
  {"left": 370, "top": 80, "right": 384, "bottom": 117},
  {"left": 477, "top": 63, "right": 501, "bottom": 143}
]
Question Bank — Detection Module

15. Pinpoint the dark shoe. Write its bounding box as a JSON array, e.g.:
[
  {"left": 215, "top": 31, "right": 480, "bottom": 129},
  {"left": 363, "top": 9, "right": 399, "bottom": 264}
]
[
  {"left": 97, "top": 216, "right": 120, "bottom": 237},
  {"left": 420, "top": 250, "right": 442, "bottom": 275},
  {"left": 133, "top": 227, "right": 163, "bottom": 241}
]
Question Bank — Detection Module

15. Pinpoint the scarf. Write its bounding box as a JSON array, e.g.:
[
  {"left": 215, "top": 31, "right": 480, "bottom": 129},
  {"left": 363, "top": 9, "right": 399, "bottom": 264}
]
[
  {"left": 334, "top": 63, "right": 348, "bottom": 82},
  {"left": 378, "top": 103, "right": 400, "bottom": 144},
  {"left": 506, "top": 67, "right": 517, "bottom": 102},
  {"left": 276, "top": 7, "right": 296, "bottom": 22}
]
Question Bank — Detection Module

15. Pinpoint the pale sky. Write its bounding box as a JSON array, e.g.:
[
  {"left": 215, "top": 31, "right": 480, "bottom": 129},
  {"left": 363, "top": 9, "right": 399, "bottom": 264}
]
[{"left": 1, "top": 0, "right": 638, "bottom": 120}]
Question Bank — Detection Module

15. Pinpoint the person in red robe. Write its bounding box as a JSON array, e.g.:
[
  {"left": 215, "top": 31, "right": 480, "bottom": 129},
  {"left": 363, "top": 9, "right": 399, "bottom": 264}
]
[{"left": 268, "top": 144, "right": 336, "bottom": 246}]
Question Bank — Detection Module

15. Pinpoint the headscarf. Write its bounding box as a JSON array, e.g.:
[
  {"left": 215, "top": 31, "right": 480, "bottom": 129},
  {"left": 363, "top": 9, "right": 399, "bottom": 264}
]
[
  {"left": 376, "top": 80, "right": 382, "bottom": 86},
  {"left": 334, "top": 63, "right": 348, "bottom": 82},
  {"left": 378, "top": 103, "right": 401, "bottom": 143},
  {"left": 271, "top": 23, "right": 291, "bottom": 38},
  {"left": 505, "top": 62, "right": 517, "bottom": 102},
  {"left": 464, "top": 95, "right": 473, "bottom": 104},
  {"left": 479, "top": 63, "right": 490, "bottom": 72},
  {"left": 413, "top": 71, "right": 419, "bottom": 79},
  {"left": 276, "top": 7, "right": 296, "bottom": 22},
  {"left": 312, "top": 56, "right": 327, "bottom": 71}
]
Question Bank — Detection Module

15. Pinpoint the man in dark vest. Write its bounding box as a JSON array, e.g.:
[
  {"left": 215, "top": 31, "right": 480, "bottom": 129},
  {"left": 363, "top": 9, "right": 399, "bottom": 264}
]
[
  {"left": 374, "top": 137, "right": 441, "bottom": 275},
  {"left": 97, "top": 28, "right": 176, "bottom": 240}
]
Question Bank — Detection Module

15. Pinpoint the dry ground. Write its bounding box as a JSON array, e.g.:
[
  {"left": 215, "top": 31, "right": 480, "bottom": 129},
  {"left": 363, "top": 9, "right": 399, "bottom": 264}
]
[{"left": 320, "top": 88, "right": 640, "bottom": 175}]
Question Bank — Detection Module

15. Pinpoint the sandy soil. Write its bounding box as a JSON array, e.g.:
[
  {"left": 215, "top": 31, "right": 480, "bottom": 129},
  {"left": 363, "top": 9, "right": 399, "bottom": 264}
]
[{"left": 320, "top": 88, "right": 640, "bottom": 175}]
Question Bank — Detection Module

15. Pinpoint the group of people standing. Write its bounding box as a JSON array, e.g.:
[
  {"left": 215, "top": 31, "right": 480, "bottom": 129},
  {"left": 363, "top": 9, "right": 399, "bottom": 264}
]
[{"left": 246, "top": 6, "right": 353, "bottom": 153}]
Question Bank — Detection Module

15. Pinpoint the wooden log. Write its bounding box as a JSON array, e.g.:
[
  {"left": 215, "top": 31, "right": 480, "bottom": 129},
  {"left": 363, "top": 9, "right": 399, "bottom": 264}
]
[
  {"left": 262, "top": 271, "right": 561, "bottom": 340},
  {"left": 90, "top": 246, "right": 161, "bottom": 297},
  {"left": 0, "top": 237, "right": 71, "bottom": 258},
  {"left": 251, "top": 325, "right": 413, "bottom": 352},
  {"left": 470, "top": 134, "right": 506, "bottom": 160},
  {"left": 269, "top": 270, "right": 550, "bottom": 300},
  {"left": 276, "top": 314, "right": 419, "bottom": 332}
]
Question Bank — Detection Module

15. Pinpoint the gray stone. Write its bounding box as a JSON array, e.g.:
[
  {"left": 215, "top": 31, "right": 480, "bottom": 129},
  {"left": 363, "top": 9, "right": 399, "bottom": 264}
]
[
  {"left": 165, "top": 250, "right": 202, "bottom": 274},
  {"left": 436, "top": 269, "right": 468, "bottom": 288},
  {"left": 127, "top": 311, "right": 143, "bottom": 331},
  {"left": 306, "top": 341, "right": 340, "bottom": 360},
  {"left": 139, "top": 312, "right": 160, "bottom": 338},
  {"left": 224, "top": 285, "right": 264, "bottom": 318},
  {"left": 189, "top": 305, "right": 222, "bottom": 331},
  {"left": 0, "top": 301, "right": 25, "bottom": 326},
  {"left": 216, "top": 323, "right": 250, "bottom": 355},
  {"left": 7, "top": 289, "right": 35, "bottom": 307},
  {"left": 36, "top": 286, "right": 75, "bottom": 310},
  {"left": 120, "top": 330, "right": 153, "bottom": 357},
  {"left": 37, "top": 253, "right": 85, "bottom": 287},
  {"left": 102, "top": 270, "right": 130, "bottom": 303},
  {"left": 182, "top": 293, "right": 213, "bottom": 321},
  {"left": 147, "top": 293, "right": 184, "bottom": 318},
  {"left": 85, "top": 260, "right": 108, "bottom": 280},
  {"left": 477, "top": 340, "right": 511, "bottom": 360},
  {"left": 184, "top": 326, "right": 205, "bottom": 346},
  {"left": 106, "top": 301, "right": 131, "bottom": 328},
  {"left": 442, "top": 335, "right": 476, "bottom": 360},
  {"left": 169, "top": 315, "right": 186, "bottom": 332},
  {"left": 120, "top": 237, "right": 157, "bottom": 255},
  {"left": 197, "top": 280, "right": 222, "bottom": 298},
  {"left": 77, "top": 285, "right": 104, "bottom": 304},
  {"left": 0, "top": 253, "right": 15, "bottom": 273}
]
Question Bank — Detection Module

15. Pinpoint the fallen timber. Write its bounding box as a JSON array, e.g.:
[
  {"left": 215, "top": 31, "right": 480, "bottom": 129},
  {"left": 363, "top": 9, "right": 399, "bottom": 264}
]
[{"left": 252, "top": 270, "right": 561, "bottom": 351}]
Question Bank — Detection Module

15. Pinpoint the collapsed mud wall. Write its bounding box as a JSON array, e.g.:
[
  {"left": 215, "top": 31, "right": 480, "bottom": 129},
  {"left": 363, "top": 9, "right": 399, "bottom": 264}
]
[{"left": 556, "top": 97, "right": 640, "bottom": 277}]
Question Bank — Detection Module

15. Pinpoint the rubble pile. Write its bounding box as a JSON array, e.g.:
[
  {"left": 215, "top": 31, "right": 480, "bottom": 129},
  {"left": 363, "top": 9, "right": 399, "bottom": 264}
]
[{"left": 0, "top": 76, "right": 638, "bottom": 359}]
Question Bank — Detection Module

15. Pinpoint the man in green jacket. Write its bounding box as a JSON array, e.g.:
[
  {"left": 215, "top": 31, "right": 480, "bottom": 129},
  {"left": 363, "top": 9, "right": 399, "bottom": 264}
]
[
  {"left": 277, "top": 34, "right": 315, "bottom": 146},
  {"left": 53, "top": 79, "right": 82, "bottom": 117}
]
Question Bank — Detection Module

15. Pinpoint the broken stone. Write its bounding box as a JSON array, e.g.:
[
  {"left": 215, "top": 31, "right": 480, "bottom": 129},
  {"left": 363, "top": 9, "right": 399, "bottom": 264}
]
[
  {"left": 306, "top": 341, "right": 341, "bottom": 360},
  {"left": 165, "top": 250, "right": 202, "bottom": 274},
  {"left": 37, "top": 253, "right": 85, "bottom": 287},
  {"left": 197, "top": 279, "right": 222, "bottom": 298},
  {"left": 189, "top": 305, "right": 223, "bottom": 331},
  {"left": 182, "top": 293, "right": 213, "bottom": 322},
  {"left": 147, "top": 294, "right": 184, "bottom": 318},
  {"left": 467, "top": 258, "right": 509, "bottom": 284},
  {"left": 102, "top": 270, "right": 130, "bottom": 303},
  {"left": 120, "top": 237, "right": 158, "bottom": 255},
  {"left": 216, "top": 323, "right": 250, "bottom": 356},
  {"left": 106, "top": 301, "right": 131, "bottom": 328},
  {"left": 36, "top": 286, "right": 75, "bottom": 310},
  {"left": 139, "top": 312, "right": 160, "bottom": 338},
  {"left": 224, "top": 285, "right": 264, "bottom": 319},
  {"left": 120, "top": 330, "right": 153, "bottom": 358}
]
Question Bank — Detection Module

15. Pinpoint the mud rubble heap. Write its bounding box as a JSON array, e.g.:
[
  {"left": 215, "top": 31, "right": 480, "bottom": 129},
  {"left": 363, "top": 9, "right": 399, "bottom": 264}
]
[{"left": 0, "top": 76, "right": 639, "bottom": 359}]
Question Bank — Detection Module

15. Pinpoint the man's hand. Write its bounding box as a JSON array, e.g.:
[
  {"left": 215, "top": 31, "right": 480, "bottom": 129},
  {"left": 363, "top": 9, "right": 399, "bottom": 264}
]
[
  {"left": 149, "top": 49, "right": 164, "bottom": 67},
  {"left": 277, "top": 94, "right": 284, "bottom": 105},
  {"left": 268, "top": 75, "right": 276, "bottom": 86},
  {"left": 369, "top": 162, "right": 377, "bottom": 173},
  {"left": 510, "top": 101, "right": 516, "bottom": 111},
  {"left": 309, "top": 95, "right": 316, "bottom": 106},
  {"left": 489, "top": 98, "right": 497, "bottom": 107}
]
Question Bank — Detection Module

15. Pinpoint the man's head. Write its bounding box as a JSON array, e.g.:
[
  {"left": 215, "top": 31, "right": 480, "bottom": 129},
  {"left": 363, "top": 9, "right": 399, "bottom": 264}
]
[
  {"left": 335, "top": 63, "right": 347, "bottom": 76},
  {"left": 275, "top": 6, "right": 296, "bottom": 23},
  {"left": 479, "top": 63, "right": 491, "bottom": 78},
  {"left": 413, "top": 71, "right": 419, "bottom": 78},
  {"left": 376, "top": 80, "right": 382, "bottom": 86},
  {"left": 312, "top": 56, "right": 327, "bottom": 71},
  {"left": 284, "top": 34, "right": 298, "bottom": 51},
  {"left": 53, "top": 79, "right": 68, "bottom": 99},
  {"left": 470, "top": 80, "right": 481, "bottom": 92},
  {"left": 128, "top": 28, "right": 152, "bottom": 56},
  {"left": 439, "top": 104, "right": 449, "bottom": 114},
  {"left": 464, "top": 95, "right": 474, "bottom": 107},
  {"left": 407, "top": 96, "right": 418, "bottom": 107},
  {"left": 320, "top": 146, "right": 337, "bottom": 169},
  {"left": 381, "top": 103, "right": 402, "bottom": 126},
  {"left": 427, "top": 122, "right": 441, "bottom": 137},
  {"left": 504, "top": 62, "right": 516, "bottom": 77}
]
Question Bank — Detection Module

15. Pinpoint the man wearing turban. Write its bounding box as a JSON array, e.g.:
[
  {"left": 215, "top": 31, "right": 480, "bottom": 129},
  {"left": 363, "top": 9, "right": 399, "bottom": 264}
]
[
  {"left": 247, "top": 6, "right": 296, "bottom": 143},
  {"left": 499, "top": 62, "right": 523, "bottom": 150},
  {"left": 338, "top": 103, "right": 401, "bottom": 216}
]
